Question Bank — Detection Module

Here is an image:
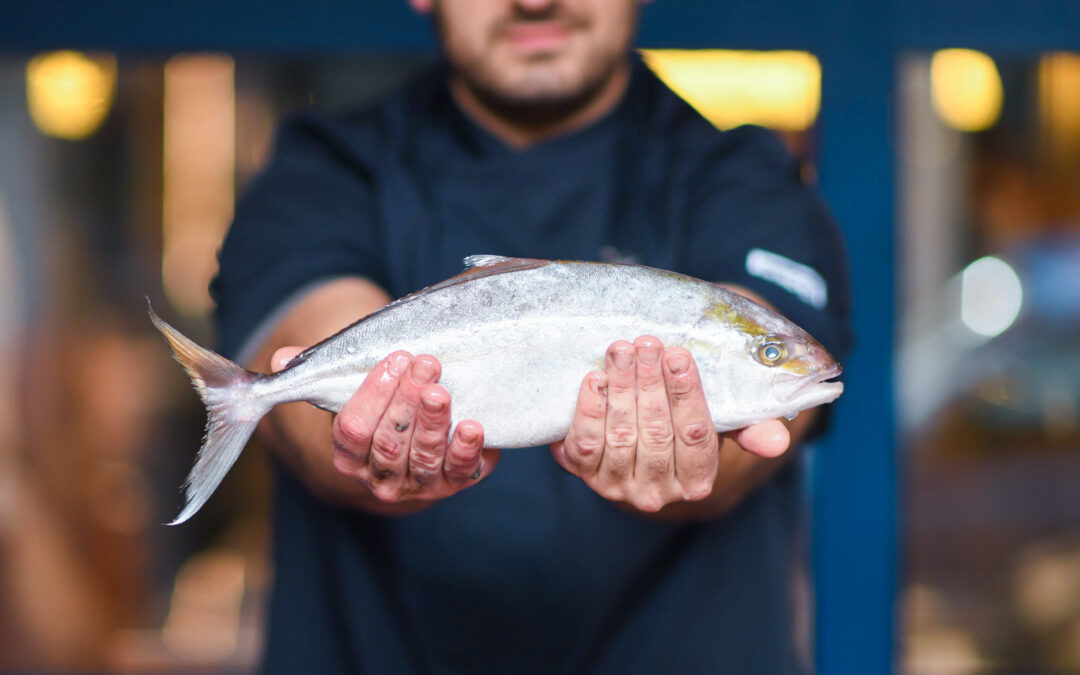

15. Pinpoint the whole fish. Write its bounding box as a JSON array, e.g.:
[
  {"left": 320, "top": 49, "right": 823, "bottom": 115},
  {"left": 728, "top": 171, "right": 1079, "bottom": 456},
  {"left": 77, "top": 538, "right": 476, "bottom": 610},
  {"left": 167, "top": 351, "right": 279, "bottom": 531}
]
[{"left": 152, "top": 255, "right": 843, "bottom": 524}]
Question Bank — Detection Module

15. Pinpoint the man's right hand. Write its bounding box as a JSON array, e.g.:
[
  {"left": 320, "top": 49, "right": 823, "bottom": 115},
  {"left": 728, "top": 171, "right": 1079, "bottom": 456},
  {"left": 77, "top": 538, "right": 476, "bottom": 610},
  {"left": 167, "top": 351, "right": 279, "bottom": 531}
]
[{"left": 271, "top": 347, "right": 499, "bottom": 504}]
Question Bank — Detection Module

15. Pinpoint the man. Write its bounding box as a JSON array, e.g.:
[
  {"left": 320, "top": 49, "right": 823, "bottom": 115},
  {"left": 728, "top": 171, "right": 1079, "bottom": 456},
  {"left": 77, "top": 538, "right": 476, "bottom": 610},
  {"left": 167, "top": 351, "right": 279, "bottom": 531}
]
[{"left": 212, "top": 0, "right": 852, "bottom": 672}]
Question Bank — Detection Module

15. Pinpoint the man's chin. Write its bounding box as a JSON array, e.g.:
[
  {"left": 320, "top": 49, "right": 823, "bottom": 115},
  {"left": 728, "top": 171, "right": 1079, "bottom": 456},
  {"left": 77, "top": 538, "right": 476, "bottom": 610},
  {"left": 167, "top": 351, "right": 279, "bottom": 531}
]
[{"left": 470, "top": 80, "right": 595, "bottom": 125}]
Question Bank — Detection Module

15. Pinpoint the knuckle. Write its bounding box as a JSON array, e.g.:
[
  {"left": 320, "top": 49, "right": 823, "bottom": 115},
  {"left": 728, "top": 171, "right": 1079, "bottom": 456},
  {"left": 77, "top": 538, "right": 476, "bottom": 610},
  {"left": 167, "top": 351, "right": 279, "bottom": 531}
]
[
  {"left": 370, "top": 430, "right": 404, "bottom": 462},
  {"left": 640, "top": 420, "right": 674, "bottom": 447},
  {"left": 409, "top": 465, "right": 440, "bottom": 488},
  {"left": 636, "top": 372, "right": 664, "bottom": 393},
  {"left": 679, "top": 422, "right": 715, "bottom": 447},
  {"left": 605, "top": 425, "right": 637, "bottom": 451},
  {"left": 581, "top": 398, "right": 607, "bottom": 420},
  {"left": 591, "top": 481, "right": 625, "bottom": 503},
  {"left": 685, "top": 481, "right": 714, "bottom": 501},
  {"left": 571, "top": 436, "right": 604, "bottom": 461},
  {"left": 367, "top": 454, "right": 398, "bottom": 483},
  {"left": 332, "top": 437, "right": 366, "bottom": 463},
  {"left": 444, "top": 464, "right": 474, "bottom": 484},
  {"left": 416, "top": 414, "right": 446, "bottom": 434},
  {"left": 667, "top": 380, "right": 697, "bottom": 401},
  {"left": 370, "top": 484, "right": 401, "bottom": 503},
  {"left": 446, "top": 443, "right": 479, "bottom": 467},
  {"left": 335, "top": 413, "right": 374, "bottom": 449},
  {"left": 411, "top": 428, "right": 448, "bottom": 456},
  {"left": 631, "top": 490, "right": 666, "bottom": 513},
  {"left": 409, "top": 444, "right": 444, "bottom": 473}
]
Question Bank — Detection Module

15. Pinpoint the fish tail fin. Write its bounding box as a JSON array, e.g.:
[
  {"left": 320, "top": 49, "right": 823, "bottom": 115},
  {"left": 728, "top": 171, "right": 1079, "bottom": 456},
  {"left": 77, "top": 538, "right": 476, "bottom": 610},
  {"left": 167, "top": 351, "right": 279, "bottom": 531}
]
[{"left": 149, "top": 303, "right": 271, "bottom": 525}]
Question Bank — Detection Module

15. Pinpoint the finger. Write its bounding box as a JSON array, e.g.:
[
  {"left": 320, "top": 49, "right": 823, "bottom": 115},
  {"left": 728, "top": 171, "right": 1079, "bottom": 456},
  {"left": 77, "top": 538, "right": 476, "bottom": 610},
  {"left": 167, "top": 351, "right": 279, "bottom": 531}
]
[
  {"left": 332, "top": 351, "right": 411, "bottom": 476},
  {"left": 443, "top": 420, "right": 490, "bottom": 484},
  {"left": 557, "top": 371, "right": 607, "bottom": 477},
  {"left": 632, "top": 336, "right": 675, "bottom": 485},
  {"left": 367, "top": 354, "right": 440, "bottom": 498},
  {"left": 271, "top": 345, "right": 305, "bottom": 373},
  {"left": 663, "top": 348, "right": 719, "bottom": 500},
  {"left": 407, "top": 384, "right": 452, "bottom": 489},
  {"left": 599, "top": 340, "right": 637, "bottom": 486},
  {"left": 734, "top": 420, "right": 791, "bottom": 458}
]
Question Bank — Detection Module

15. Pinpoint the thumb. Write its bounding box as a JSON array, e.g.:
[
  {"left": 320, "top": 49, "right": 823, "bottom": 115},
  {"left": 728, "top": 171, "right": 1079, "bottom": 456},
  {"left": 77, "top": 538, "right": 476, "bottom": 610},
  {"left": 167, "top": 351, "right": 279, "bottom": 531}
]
[
  {"left": 271, "top": 345, "right": 307, "bottom": 373},
  {"left": 732, "top": 419, "right": 791, "bottom": 458}
]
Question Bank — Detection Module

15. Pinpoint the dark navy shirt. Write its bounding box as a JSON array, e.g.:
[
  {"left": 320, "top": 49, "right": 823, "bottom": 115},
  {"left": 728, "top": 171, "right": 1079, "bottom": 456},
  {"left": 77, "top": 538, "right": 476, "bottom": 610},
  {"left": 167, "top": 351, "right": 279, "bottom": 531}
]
[{"left": 213, "top": 58, "right": 852, "bottom": 674}]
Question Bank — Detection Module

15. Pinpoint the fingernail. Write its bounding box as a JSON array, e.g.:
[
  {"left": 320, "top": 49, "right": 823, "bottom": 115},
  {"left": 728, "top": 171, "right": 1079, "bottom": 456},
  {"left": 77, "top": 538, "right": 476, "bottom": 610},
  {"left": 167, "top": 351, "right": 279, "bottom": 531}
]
[
  {"left": 421, "top": 392, "right": 444, "bottom": 413},
  {"left": 612, "top": 348, "right": 633, "bottom": 371},
  {"left": 638, "top": 343, "right": 660, "bottom": 365},
  {"left": 412, "top": 358, "right": 437, "bottom": 384},
  {"left": 389, "top": 354, "right": 410, "bottom": 377},
  {"left": 471, "top": 464, "right": 482, "bottom": 480},
  {"left": 667, "top": 351, "right": 689, "bottom": 374},
  {"left": 459, "top": 425, "right": 479, "bottom": 444}
]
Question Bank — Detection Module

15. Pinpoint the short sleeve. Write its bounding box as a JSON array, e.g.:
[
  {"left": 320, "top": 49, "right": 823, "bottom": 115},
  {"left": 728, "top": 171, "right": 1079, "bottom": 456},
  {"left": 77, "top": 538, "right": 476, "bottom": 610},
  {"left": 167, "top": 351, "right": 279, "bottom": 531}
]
[
  {"left": 683, "top": 125, "right": 854, "bottom": 361},
  {"left": 210, "top": 112, "right": 387, "bottom": 359}
]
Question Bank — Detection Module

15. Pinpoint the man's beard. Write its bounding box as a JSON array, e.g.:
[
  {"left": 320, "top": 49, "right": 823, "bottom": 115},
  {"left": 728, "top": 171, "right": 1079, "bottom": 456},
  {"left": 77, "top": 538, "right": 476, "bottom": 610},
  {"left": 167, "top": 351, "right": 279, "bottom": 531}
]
[
  {"left": 435, "top": 3, "right": 632, "bottom": 128},
  {"left": 455, "top": 53, "right": 626, "bottom": 127}
]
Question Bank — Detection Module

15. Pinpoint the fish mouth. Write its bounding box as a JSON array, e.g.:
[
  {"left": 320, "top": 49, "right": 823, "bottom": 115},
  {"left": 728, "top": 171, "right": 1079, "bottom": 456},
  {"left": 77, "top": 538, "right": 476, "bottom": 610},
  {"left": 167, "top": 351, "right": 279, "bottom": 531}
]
[{"left": 782, "top": 364, "right": 844, "bottom": 406}]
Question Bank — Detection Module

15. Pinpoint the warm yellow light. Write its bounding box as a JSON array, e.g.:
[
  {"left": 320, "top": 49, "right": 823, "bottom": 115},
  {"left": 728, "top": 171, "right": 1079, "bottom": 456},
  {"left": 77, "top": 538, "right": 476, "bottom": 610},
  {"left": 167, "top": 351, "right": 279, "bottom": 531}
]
[
  {"left": 930, "top": 49, "right": 1003, "bottom": 132},
  {"left": 26, "top": 50, "right": 117, "bottom": 140},
  {"left": 639, "top": 49, "right": 821, "bottom": 131},
  {"left": 1038, "top": 51, "right": 1080, "bottom": 166},
  {"left": 162, "top": 54, "right": 235, "bottom": 319}
]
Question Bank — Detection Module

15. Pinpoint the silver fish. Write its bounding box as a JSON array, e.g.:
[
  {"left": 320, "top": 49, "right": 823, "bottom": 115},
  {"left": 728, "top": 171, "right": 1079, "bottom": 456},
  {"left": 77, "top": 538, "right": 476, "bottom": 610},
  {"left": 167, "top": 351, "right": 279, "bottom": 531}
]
[{"left": 151, "top": 255, "right": 843, "bottom": 524}]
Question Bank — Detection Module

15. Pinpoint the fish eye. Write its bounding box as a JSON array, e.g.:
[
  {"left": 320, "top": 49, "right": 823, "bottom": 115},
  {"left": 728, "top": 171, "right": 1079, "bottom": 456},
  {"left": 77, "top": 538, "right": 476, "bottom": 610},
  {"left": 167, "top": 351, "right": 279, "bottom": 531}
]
[{"left": 756, "top": 339, "right": 788, "bottom": 366}]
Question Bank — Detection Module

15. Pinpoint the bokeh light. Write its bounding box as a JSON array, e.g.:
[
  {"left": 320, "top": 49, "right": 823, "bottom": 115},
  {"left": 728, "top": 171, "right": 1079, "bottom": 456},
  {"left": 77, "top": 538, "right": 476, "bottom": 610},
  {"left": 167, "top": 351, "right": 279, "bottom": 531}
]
[
  {"left": 930, "top": 49, "right": 1003, "bottom": 132},
  {"left": 640, "top": 49, "right": 821, "bottom": 131},
  {"left": 960, "top": 256, "right": 1023, "bottom": 337},
  {"left": 26, "top": 51, "right": 117, "bottom": 141}
]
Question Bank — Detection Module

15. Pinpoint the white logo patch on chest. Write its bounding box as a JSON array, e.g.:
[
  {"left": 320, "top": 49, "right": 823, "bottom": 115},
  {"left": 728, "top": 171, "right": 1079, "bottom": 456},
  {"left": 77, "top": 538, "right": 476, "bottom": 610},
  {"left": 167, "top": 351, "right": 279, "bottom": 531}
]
[{"left": 745, "top": 248, "right": 827, "bottom": 309}]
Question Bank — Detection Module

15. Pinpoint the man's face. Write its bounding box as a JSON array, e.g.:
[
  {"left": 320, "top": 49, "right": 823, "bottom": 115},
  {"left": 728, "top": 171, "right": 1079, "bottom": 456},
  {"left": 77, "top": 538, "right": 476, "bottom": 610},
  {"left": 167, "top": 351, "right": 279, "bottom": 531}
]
[{"left": 414, "top": 0, "right": 640, "bottom": 117}]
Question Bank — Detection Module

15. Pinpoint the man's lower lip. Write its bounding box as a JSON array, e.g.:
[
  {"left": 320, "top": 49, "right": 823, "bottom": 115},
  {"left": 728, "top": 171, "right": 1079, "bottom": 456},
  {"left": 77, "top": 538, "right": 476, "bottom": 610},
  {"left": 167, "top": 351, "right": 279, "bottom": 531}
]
[{"left": 503, "top": 24, "right": 572, "bottom": 51}]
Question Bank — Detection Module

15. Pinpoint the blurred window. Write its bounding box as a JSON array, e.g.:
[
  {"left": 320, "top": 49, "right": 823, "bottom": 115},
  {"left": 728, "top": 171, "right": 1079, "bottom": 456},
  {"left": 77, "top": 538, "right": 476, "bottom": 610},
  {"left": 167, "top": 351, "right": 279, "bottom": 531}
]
[{"left": 898, "top": 50, "right": 1080, "bottom": 673}]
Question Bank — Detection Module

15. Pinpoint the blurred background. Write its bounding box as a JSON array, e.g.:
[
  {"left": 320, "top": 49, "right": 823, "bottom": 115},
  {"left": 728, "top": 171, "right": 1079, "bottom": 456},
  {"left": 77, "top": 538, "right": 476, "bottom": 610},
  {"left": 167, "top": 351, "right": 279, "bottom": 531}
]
[{"left": 0, "top": 1, "right": 1078, "bottom": 672}]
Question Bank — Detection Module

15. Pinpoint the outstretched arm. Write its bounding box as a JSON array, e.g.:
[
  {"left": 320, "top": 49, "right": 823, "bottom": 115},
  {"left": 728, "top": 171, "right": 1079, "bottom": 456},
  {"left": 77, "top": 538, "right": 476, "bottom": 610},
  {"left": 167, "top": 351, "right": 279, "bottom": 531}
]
[{"left": 244, "top": 277, "right": 499, "bottom": 516}]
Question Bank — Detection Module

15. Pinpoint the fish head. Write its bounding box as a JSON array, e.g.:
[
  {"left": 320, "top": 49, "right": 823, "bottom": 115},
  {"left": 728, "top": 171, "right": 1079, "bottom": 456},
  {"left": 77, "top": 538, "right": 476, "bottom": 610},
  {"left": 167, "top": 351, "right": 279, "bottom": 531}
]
[
  {"left": 742, "top": 330, "right": 844, "bottom": 414},
  {"left": 700, "top": 292, "right": 844, "bottom": 426}
]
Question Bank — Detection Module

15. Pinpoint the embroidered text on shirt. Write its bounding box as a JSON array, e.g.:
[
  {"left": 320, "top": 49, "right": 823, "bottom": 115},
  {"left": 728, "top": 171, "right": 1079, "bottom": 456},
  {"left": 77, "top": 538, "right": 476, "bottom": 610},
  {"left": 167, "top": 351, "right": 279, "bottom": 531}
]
[{"left": 745, "top": 248, "right": 827, "bottom": 309}]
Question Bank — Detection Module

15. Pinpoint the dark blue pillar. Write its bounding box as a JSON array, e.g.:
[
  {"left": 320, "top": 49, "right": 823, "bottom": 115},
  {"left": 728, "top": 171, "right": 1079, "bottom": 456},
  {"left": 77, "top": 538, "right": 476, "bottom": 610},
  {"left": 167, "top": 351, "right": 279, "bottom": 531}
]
[{"left": 813, "top": 4, "right": 898, "bottom": 673}]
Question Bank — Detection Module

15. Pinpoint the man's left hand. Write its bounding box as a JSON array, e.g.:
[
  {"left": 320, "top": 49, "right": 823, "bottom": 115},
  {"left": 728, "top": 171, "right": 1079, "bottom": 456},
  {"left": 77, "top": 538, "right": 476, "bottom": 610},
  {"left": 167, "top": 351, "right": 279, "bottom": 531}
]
[{"left": 550, "top": 336, "right": 791, "bottom": 513}]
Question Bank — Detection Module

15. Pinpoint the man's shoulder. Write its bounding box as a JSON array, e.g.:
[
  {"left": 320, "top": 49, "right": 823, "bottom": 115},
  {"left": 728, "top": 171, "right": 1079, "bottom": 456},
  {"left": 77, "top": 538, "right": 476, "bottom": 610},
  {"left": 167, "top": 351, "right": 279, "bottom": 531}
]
[
  {"left": 633, "top": 62, "right": 794, "bottom": 176},
  {"left": 270, "top": 63, "right": 445, "bottom": 165}
]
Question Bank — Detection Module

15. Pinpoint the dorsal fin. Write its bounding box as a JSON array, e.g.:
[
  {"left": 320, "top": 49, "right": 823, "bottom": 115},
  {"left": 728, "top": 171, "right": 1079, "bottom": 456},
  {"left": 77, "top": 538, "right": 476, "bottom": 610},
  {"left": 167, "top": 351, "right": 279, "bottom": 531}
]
[
  {"left": 433, "top": 255, "right": 547, "bottom": 289},
  {"left": 463, "top": 254, "right": 511, "bottom": 269}
]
